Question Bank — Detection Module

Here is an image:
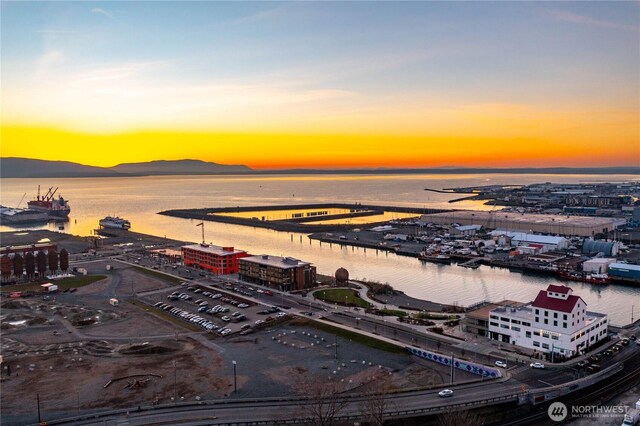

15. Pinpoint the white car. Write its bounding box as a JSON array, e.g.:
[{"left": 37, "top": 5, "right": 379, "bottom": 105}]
[
  {"left": 495, "top": 361, "right": 507, "bottom": 368},
  {"left": 530, "top": 362, "right": 545, "bottom": 369},
  {"left": 255, "top": 319, "right": 265, "bottom": 325},
  {"left": 438, "top": 389, "right": 454, "bottom": 398}
]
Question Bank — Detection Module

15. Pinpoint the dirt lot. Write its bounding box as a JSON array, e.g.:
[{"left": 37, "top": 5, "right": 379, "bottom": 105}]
[{"left": 0, "top": 260, "right": 474, "bottom": 426}]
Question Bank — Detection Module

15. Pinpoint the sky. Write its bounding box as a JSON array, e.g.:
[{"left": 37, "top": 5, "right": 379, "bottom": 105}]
[{"left": 1, "top": 1, "right": 639, "bottom": 169}]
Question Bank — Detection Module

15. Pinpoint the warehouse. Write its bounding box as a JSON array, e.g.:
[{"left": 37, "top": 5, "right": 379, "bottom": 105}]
[
  {"left": 421, "top": 211, "right": 620, "bottom": 237},
  {"left": 607, "top": 263, "right": 640, "bottom": 284}
]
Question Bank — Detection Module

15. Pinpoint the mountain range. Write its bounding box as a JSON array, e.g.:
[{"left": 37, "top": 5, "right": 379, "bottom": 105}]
[{"left": 1, "top": 157, "right": 638, "bottom": 178}]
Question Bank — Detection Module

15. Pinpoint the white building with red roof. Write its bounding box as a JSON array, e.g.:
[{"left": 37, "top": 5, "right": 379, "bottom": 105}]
[{"left": 488, "top": 285, "right": 608, "bottom": 358}]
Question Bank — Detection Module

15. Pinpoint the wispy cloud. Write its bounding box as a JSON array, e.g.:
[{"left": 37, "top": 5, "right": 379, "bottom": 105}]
[
  {"left": 91, "top": 8, "right": 113, "bottom": 19},
  {"left": 35, "top": 50, "right": 63, "bottom": 77},
  {"left": 543, "top": 9, "right": 639, "bottom": 32}
]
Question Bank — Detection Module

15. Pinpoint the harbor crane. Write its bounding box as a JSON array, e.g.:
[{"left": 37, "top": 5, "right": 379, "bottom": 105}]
[{"left": 196, "top": 222, "right": 205, "bottom": 245}]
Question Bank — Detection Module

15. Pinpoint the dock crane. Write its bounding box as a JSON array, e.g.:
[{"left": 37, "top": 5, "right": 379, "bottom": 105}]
[{"left": 196, "top": 222, "right": 205, "bottom": 245}]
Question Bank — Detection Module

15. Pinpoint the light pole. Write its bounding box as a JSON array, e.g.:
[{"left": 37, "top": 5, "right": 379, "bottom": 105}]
[{"left": 232, "top": 360, "right": 237, "bottom": 393}]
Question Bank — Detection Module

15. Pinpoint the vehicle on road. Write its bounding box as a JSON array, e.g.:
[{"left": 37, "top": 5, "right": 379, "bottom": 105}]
[
  {"left": 586, "top": 364, "right": 601, "bottom": 374},
  {"left": 577, "top": 360, "right": 589, "bottom": 368},
  {"left": 495, "top": 361, "right": 507, "bottom": 368},
  {"left": 438, "top": 389, "right": 454, "bottom": 398},
  {"left": 530, "top": 362, "right": 545, "bottom": 369}
]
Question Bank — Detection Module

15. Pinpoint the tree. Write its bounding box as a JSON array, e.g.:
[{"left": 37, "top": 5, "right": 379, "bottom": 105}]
[
  {"left": 25, "top": 252, "right": 35, "bottom": 281},
  {"left": 358, "top": 373, "right": 398, "bottom": 426},
  {"left": 59, "top": 249, "right": 69, "bottom": 272},
  {"left": 12, "top": 254, "right": 23, "bottom": 281},
  {"left": 436, "top": 406, "right": 484, "bottom": 426},
  {"left": 36, "top": 251, "right": 47, "bottom": 278},
  {"left": 294, "top": 375, "right": 348, "bottom": 426},
  {"left": 48, "top": 249, "right": 58, "bottom": 273},
  {"left": 1, "top": 255, "right": 11, "bottom": 282}
]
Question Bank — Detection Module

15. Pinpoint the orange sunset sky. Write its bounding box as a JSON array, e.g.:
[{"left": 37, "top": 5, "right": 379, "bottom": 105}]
[{"left": 1, "top": 2, "right": 638, "bottom": 169}]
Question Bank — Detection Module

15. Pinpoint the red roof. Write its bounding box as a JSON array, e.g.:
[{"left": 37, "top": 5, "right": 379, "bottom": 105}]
[
  {"left": 532, "top": 292, "right": 582, "bottom": 313},
  {"left": 546, "top": 284, "right": 571, "bottom": 294}
]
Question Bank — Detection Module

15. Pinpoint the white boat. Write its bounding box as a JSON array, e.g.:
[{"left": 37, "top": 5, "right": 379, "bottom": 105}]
[{"left": 99, "top": 216, "right": 131, "bottom": 230}]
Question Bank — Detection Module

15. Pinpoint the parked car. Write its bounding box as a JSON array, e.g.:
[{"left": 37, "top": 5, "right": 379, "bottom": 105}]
[
  {"left": 586, "top": 364, "right": 601, "bottom": 374},
  {"left": 438, "top": 389, "right": 454, "bottom": 398},
  {"left": 576, "top": 360, "right": 589, "bottom": 368},
  {"left": 495, "top": 361, "right": 507, "bottom": 368},
  {"left": 530, "top": 362, "right": 545, "bottom": 369}
]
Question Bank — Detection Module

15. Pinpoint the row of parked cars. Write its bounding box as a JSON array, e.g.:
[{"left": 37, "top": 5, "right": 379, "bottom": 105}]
[
  {"left": 153, "top": 302, "right": 233, "bottom": 335},
  {"left": 576, "top": 336, "right": 636, "bottom": 373}
]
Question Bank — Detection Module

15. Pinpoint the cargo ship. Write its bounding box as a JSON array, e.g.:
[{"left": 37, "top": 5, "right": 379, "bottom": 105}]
[
  {"left": 99, "top": 216, "right": 131, "bottom": 230},
  {"left": 27, "top": 186, "right": 70, "bottom": 218}
]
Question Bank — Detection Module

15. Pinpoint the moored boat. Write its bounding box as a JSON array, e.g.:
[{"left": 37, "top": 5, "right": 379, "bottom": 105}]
[
  {"left": 419, "top": 252, "right": 452, "bottom": 264},
  {"left": 99, "top": 216, "right": 131, "bottom": 230},
  {"left": 0, "top": 207, "right": 50, "bottom": 224}
]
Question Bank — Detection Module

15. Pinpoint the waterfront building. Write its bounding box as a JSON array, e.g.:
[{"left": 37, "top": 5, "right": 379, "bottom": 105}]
[
  {"left": 421, "top": 211, "right": 621, "bottom": 237},
  {"left": 181, "top": 244, "right": 248, "bottom": 275},
  {"left": 462, "top": 300, "right": 524, "bottom": 337},
  {"left": 488, "top": 285, "right": 608, "bottom": 358},
  {"left": 488, "top": 231, "right": 569, "bottom": 253},
  {"left": 238, "top": 255, "right": 316, "bottom": 291},
  {"left": 582, "top": 258, "right": 616, "bottom": 274}
]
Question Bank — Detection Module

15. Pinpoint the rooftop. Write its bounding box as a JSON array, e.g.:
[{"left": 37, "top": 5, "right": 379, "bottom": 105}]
[
  {"left": 241, "top": 254, "right": 312, "bottom": 269},
  {"left": 532, "top": 292, "right": 582, "bottom": 313},
  {"left": 424, "top": 210, "right": 616, "bottom": 228},
  {"left": 491, "top": 304, "right": 534, "bottom": 321},
  {"left": 466, "top": 300, "right": 525, "bottom": 320},
  {"left": 182, "top": 244, "right": 246, "bottom": 256}
]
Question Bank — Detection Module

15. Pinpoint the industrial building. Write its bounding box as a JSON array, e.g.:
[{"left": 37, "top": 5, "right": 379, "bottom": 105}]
[
  {"left": 488, "top": 285, "right": 608, "bottom": 358},
  {"left": 488, "top": 231, "right": 569, "bottom": 253},
  {"left": 238, "top": 255, "right": 316, "bottom": 291},
  {"left": 462, "top": 300, "right": 525, "bottom": 337},
  {"left": 421, "top": 211, "right": 621, "bottom": 237},
  {"left": 181, "top": 244, "right": 248, "bottom": 275},
  {"left": 582, "top": 240, "right": 619, "bottom": 257}
]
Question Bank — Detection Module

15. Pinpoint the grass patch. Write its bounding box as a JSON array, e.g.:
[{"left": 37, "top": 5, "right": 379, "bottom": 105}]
[
  {"left": 374, "top": 309, "right": 408, "bottom": 317},
  {"left": 128, "top": 298, "right": 201, "bottom": 332},
  {"left": 314, "top": 288, "right": 372, "bottom": 308},
  {"left": 413, "top": 312, "right": 460, "bottom": 320},
  {"left": 290, "top": 317, "right": 405, "bottom": 354},
  {"left": 0, "top": 275, "right": 106, "bottom": 292},
  {"left": 131, "top": 266, "right": 182, "bottom": 285}
]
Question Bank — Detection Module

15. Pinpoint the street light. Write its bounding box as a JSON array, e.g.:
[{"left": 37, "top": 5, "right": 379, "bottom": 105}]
[{"left": 232, "top": 360, "right": 237, "bottom": 393}]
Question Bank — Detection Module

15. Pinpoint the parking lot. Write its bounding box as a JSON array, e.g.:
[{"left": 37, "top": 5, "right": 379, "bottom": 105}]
[{"left": 142, "top": 282, "right": 288, "bottom": 336}]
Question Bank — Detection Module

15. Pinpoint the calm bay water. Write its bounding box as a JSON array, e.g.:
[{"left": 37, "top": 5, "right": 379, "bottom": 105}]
[{"left": 1, "top": 173, "right": 638, "bottom": 325}]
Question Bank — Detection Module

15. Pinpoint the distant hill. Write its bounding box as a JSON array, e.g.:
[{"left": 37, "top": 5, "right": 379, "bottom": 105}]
[
  {"left": 0, "top": 158, "right": 252, "bottom": 178},
  {"left": 111, "top": 159, "right": 251, "bottom": 175},
  {"left": 0, "top": 158, "right": 120, "bottom": 178}
]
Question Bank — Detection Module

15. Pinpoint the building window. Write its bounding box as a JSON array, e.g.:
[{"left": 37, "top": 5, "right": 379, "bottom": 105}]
[
  {"left": 526, "top": 331, "right": 531, "bottom": 338},
  {"left": 563, "top": 322, "right": 567, "bottom": 328},
  {"left": 490, "top": 322, "right": 499, "bottom": 327},
  {"left": 544, "top": 319, "right": 548, "bottom": 325},
  {"left": 533, "top": 341, "right": 540, "bottom": 347},
  {"left": 553, "top": 320, "right": 558, "bottom": 327},
  {"left": 552, "top": 335, "right": 559, "bottom": 340},
  {"left": 542, "top": 332, "right": 550, "bottom": 338},
  {"left": 523, "top": 322, "right": 531, "bottom": 327},
  {"left": 500, "top": 317, "right": 509, "bottom": 322},
  {"left": 554, "top": 312, "right": 558, "bottom": 319},
  {"left": 512, "top": 320, "right": 521, "bottom": 325},
  {"left": 501, "top": 324, "right": 509, "bottom": 329},
  {"left": 513, "top": 326, "right": 521, "bottom": 332},
  {"left": 535, "top": 317, "right": 539, "bottom": 323},
  {"left": 544, "top": 311, "right": 548, "bottom": 317},
  {"left": 535, "top": 309, "right": 539, "bottom": 315},
  {"left": 490, "top": 315, "right": 499, "bottom": 320},
  {"left": 542, "top": 343, "right": 549, "bottom": 349},
  {"left": 563, "top": 314, "right": 567, "bottom": 320}
]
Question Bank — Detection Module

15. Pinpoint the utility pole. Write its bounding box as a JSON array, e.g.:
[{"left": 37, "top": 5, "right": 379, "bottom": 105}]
[
  {"left": 232, "top": 360, "right": 237, "bottom": 393},
  {"left": 450, "top": 353, "right": 454, "bottom": 385},
  {"left": 173, "top": 361, "right": 177, "bottom": 403}
]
